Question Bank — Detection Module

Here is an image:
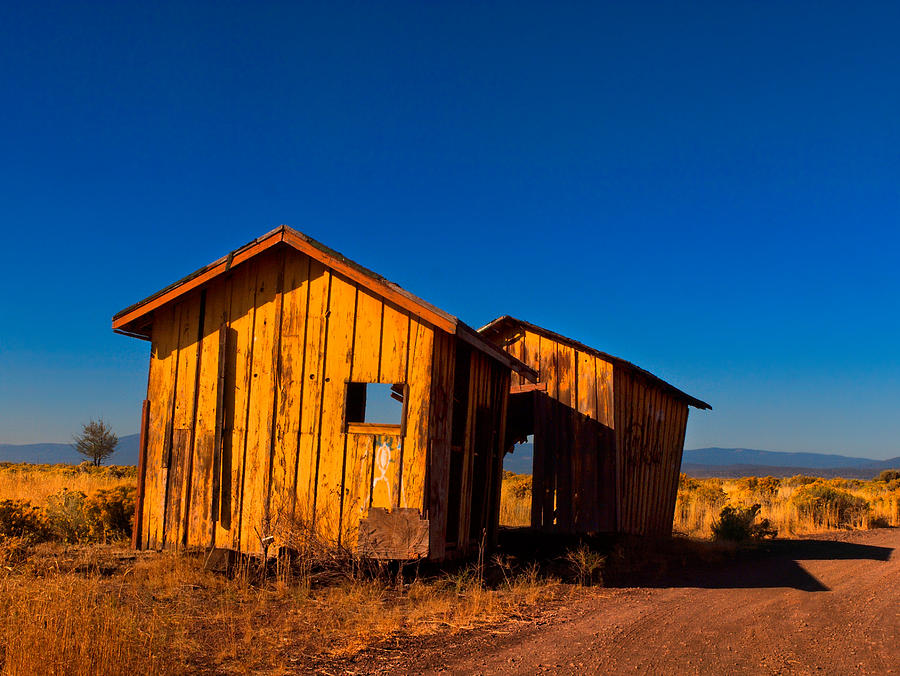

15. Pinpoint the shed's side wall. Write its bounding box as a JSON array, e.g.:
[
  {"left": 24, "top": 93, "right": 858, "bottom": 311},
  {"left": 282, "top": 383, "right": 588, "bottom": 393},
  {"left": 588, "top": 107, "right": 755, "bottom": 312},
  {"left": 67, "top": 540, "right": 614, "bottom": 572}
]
[
  {"left": 457, "top": 347, "right": 509, "bottom": 554},
  {"left": 139, "top": 245, "right": 436, "bottom": 553},
  {"left": 425, "top": 337, "right": 509, "bottom": 559},
  {"left": 612, "top": 368, "right": 689, "bottom": 536},
  {"left": 500, "top": 328, "right": 617, "bottom": 532}
]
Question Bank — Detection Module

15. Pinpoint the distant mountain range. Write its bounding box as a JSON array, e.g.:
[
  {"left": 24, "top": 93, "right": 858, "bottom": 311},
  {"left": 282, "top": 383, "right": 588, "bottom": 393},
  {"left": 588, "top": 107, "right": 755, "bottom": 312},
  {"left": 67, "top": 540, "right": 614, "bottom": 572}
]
[
  {"left": 0, "top": 434, "right": 140, "bottom": 465},
  {"left": 503, "top": 443, "right": 899, "bottom": 479},
  {"left": 681, "top": 447, "right": 900, "bottom": 479},
  {"left": 2, "top": 436, "right": 897, "bottom": 479}
]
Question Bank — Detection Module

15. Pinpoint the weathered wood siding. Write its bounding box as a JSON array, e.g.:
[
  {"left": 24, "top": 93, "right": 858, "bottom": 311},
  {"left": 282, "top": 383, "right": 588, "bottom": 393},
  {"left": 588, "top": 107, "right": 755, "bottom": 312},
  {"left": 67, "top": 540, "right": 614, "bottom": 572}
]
[
  {"left": 613, "top": 368, "right": 689, "bottom": 536},
  {"left": 425, "top": 336, "right": 509, "bottom": 558},
  {"left": 502, "top": 327, "right": 617, "bottom": 533},
  {"left": 137, "top": 245, "right": 437, "bottom": 553},
  {"left": 495, "top": 324, "right": 690, "bottom": 536}
]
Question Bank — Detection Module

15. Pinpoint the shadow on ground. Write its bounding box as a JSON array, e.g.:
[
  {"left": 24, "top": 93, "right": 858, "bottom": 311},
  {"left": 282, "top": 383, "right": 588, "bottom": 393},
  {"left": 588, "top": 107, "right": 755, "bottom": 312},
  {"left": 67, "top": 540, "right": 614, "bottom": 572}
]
[{"left": 493, "top": 527, "right": 894, "bottom": 593}]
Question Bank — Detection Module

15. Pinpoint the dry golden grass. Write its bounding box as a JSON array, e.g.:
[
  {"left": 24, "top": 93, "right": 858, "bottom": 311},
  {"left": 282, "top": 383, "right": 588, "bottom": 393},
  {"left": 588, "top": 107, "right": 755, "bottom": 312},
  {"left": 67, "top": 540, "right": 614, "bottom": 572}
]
[
  {"left": 0, "top": 545, "right": 567, "bottom": 674},
  {"left": 499, "top": 471, "right": 532, "bottom": 527},
  {"left": 0, "top": 464, "right": 571, "bottom": 674},
  {"left": 0, "top": 464, "right": 135, "bottom": 505},
  {"left": 675, "top": 475, "right": 900, "bottom": 538},
  {"left": 499, "top": 471, "right": 900, "bottom": 537}
]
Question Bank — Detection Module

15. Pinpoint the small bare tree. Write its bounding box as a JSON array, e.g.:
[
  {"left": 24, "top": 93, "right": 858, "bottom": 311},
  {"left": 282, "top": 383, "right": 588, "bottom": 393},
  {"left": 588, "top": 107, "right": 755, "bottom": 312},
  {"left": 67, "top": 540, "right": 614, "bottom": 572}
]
[{"left": 73, "top": 419, "right": 119, "bottom": 466}]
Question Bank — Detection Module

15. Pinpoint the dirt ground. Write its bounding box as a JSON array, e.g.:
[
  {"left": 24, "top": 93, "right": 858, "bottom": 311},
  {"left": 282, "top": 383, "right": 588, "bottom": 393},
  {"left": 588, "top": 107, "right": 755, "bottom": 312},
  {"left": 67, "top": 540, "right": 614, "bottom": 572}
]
[{"left": 333, "top": 528, "right": 899, "bottom": 675}]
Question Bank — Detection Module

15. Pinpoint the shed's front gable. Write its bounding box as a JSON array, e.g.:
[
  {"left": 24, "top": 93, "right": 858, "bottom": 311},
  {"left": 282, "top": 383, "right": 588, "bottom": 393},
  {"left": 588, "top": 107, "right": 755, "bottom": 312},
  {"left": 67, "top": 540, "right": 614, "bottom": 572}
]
[{"left": 136, "top": 244, "right": 440, "bottom": 554}]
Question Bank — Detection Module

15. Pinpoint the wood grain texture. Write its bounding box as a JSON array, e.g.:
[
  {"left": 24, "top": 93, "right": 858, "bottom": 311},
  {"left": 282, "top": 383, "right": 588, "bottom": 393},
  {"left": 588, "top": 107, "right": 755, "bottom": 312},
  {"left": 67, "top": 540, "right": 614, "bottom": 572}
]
[
  {"left": 399, "top": 317, "right": 433, "bottom": 510},
  {"left": 340, "top": 433, "right": 375, "bottom": 545},
  {"left": 164, "top": 295, "right": 202, "bottom": 548},
  {"left": 369, "top": 434, "right": 402, "bottom": 511},
  {"left": 217, "top": 260, "right": 258, "bottom": 549},
  {"left": 352, "top": 287, "right": 383, "bottom": 382},
  {"left": 188, "top": 279, "right": 229, "bottom": 547},
  {"left": 143, "top": 305, "right": 179, "bottom": 549},
  {"left": 295, "top": 261, "right": 329, "bottom": 524},
  {"left": 269, "top": 251, "right": 310, "bottom": 542},
  {"left": 314, "top": 272, "right": 356, "bottom": 544},
  {"left": 426, "top": 331, "right": 455, "bottom": 559},
  {"left": 239, "top": 254, "right": 283, "bottom": 552},
  {"left": 379, "top": 302, "right": 409, "bottom": 384}
]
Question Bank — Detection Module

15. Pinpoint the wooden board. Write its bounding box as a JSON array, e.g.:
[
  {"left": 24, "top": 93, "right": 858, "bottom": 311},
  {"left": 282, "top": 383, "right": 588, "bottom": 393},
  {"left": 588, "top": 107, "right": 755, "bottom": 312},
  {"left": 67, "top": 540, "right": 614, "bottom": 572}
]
[
  {"left": 142, "top": 305, "right": 179, "bottom": 549},
  {"left": 358, "top": 507, "right": 429, "bottom": 560},
  {"left": 295, "top": 261, "right": 330, "bottom": 524},
  {"left": 239, "top": 254, "right": 283, "bottom": 552},
  {"left": 132, "top": 399, "right": 150, "bottom": 549},
  {"left": 369, "top": 434, "right": 402, "bottom": 511},
  {"left": 216, "top": 260, "right": 258, "bottom": 549},
  {"left": 379, "top": 302, "right": 409, "bottom": 384},
  {"left": 399, "top": 317, "right": 433, "bottom": 510},
  {"left": 163, "top": 294, "right": 202, "bottom": 548},
  {"left": 576, "top": 350, "right": 597, "bottom": 420},
  {"left": 187, "top": 279, "right": 229, "bottom": 548},
  {"left": 340, "top": 433, "right": 375, "bottom": 545},
  {"left": 426, "top": 331, "right": 454, "bottom": 559},
  {"left": 269, "top": 252, "right": 311, "bottom": 543},
  {"left": 313, "top": 272, "right": 356, "bottom": 544},
  {"left": 351, "top": 287, "right": 383, "bottom": 382}
]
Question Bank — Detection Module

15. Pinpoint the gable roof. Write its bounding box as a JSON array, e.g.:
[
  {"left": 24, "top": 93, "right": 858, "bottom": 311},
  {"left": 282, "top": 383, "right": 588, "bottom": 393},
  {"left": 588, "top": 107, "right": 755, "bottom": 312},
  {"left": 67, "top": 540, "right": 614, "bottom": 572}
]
[
  {"left": 478, "top": 315, "right": 711, "bottom": 410},
  {"left": 113, "top": 226, "right": 537, "bottom": 381}
]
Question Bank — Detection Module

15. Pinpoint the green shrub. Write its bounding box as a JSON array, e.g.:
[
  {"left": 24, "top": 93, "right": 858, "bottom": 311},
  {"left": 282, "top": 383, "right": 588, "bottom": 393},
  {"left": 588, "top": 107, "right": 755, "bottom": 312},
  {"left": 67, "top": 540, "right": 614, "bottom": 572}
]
[
  {"left": 712, "top": 504, "right": 777, "bottom": 541},
  {"left": 0, "top": 500, "right": 53, "bottom": 543},
  {"left": 44, "top": 490, "right": 91, "bottom": 542},
  {"left": 85, "top": 485, "right": 135, "bottom": 542},
  {"left": 876, "top": 469, "right": 900, "bottom": 483},
  {"left": 44, "top": 486, "right": 135, "bottom": 543},
  {"left": 564, "top": 544, "right": 606, "bottom": 586},
  {"left": 791, "top": 483, "right": 869, "bottom": 527},
  {"left": 785, "top": 475, "right": 819, "bottom": 487}
]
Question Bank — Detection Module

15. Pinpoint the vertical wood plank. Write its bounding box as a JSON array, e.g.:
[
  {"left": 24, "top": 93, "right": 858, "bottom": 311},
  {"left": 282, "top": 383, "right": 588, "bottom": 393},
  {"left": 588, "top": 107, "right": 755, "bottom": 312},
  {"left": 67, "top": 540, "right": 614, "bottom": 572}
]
[
  {"left": 400, "top": 318, "right": 433, "bottom": 510},
  {"left": 188, "top": 279, "right": 229, "bottom": 547},
  {"left": 379, "top": 302, "right": 409, "bottom": 384},
  {"left": 270, "top": 251, "right": 310, "bottom": 541},
  {"left": 216, "top": 261, "right": 258, "bottom": 549},
  {"left": 427, "top": 331, "right": 454, "bottom": 559},
  {"left": 295, "top": 261, "right": 330, "bottom": 524},
  {"left": 239, "top": 253, "right": 283, "bottom": 552},
  {"left": 369, "top": 434, "right": 402, "bottom": 510},
  {"left": 351, "top": 288, "right": 383, "bottom": 382},
  {"left": 132, "top": 399, "right": 150, "bottom": 549},
  {"left": 523, "top": 330, "right": 541, "bottom": 375},
  {"left": 576, "top": 350, "right": 597, "bottom": 420},
  {"left": 143, "top": 309, "right": 179, "bottom": 550},
  {"left": 556, "top": 344, "right": 575, "bottom": 409},
  {"left": 340, "top": 433, "right": 376, "bottom": 544},
  {"left": 165, "top": 294, "right": 202, "bottom": 548},
  {"left": 539, "top": 335, "right": 557, "bottom": 400},
  {"left": 314, "top": 272, "right": 356, "bottom": 544}
]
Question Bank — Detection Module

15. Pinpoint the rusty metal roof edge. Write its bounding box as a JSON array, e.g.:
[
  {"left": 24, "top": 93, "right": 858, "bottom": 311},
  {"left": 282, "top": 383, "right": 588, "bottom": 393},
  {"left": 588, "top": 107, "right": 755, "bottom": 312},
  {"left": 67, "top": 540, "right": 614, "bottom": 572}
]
[{"left": 478, "top": 315, "right": 712, "bottom": 410}]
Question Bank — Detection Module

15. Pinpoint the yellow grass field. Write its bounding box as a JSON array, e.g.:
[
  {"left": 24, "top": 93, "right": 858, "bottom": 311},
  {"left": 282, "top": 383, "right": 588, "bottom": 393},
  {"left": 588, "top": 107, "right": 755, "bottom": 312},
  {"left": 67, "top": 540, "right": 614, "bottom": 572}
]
[
  {"left": 0, "top": 464, "right": 567, "bottom": 675},
  {"left": 499, "top": 470, "right": 900, "bottom": 536},
  {"left": 0, "top": 464, "right": 897, "bottom": 673}
]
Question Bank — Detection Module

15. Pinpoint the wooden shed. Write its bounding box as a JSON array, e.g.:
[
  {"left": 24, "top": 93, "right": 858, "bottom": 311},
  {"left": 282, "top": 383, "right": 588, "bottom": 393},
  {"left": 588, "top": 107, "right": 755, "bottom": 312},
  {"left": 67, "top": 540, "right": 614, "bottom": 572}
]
[
  {"left": 113, "top": 227, "right": 535, "bottom": 560},
  {"left": 479, "top": 317, "right": 710, "bottom": 536}
]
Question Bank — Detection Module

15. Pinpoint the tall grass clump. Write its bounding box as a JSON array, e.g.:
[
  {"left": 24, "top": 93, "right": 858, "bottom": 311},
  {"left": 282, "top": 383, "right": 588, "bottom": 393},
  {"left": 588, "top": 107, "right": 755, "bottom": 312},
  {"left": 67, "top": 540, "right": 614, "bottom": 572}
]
[
  {"left": 499, "top": 471, "right": 532, "bottom": 527},
  {"left": 790, "top": 482, "right": 869, "bottom": 529}
]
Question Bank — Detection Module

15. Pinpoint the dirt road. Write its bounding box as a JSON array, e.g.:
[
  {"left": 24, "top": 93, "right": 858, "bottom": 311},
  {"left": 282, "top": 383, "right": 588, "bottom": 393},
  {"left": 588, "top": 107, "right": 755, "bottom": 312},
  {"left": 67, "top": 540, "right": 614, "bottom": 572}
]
[{"left": 353, "top": 529, "right": 899, "bottom": 675}]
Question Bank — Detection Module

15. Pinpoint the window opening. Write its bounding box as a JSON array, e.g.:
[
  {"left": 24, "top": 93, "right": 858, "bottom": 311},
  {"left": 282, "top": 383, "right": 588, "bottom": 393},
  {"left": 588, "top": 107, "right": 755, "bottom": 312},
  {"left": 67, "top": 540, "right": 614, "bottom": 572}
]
[{"left": 345, "top": 382, "right": 405, "bottom": 431}]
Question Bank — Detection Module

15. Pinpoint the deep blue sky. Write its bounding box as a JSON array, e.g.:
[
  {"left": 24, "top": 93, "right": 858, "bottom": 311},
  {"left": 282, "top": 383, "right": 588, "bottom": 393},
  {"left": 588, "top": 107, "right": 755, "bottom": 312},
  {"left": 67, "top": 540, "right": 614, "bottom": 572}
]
[{"left": 1, "top": 2, "right": 899, "bottom": 458}]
